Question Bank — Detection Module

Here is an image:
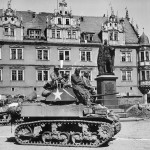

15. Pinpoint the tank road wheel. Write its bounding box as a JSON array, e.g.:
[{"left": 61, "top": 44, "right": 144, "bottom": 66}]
[
  {"left": 98, "top": 124, "right": 113, "bottom": 141},
  {"left": 15, "top": 125, "right": 32, "bottom": 144},
  {"left": 90, "top": 133, "right": 101, "bottom": 147},
  {"left": 60, "top": 132, "right": 69, "bottom": 145},
  {"left": 71, "top": 132, "right": 82, "bottom": 145},
  {"left": 42, "top": 131, "right": 51, "bottom": 144}
]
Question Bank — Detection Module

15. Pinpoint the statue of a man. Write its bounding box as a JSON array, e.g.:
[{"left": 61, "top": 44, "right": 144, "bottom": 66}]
[{"left": 97, "top": 40, "right": 115, "bottom": 75}]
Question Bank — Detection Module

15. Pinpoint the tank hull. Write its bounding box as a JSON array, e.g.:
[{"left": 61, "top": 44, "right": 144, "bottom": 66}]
[{"left": 15, "top": 103, "right": 121, "bottom": 147}]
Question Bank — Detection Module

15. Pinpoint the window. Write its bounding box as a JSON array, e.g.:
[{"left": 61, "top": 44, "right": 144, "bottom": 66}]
[
  {"left": 67, "top": 31, "right": 71, "bottom": 39},
  {"left": 146, "top": 51, "right": 149, "bottom": 61},
  {"left": 146, "top": 71, "right": 150, "bottom": 80},
  {"left": 141, "top": 52, "right": 144, "bottom": 61},
  {"left": 114, "top": 31, "right": 118, "bottom": 41},
  {"left": 4, "top": 27, "right": 9, "bottom": 35},
  {"left": 80, "top": 51, "right": 91, "bottom": 61},
  {"left": 141, "top": 71, "right": 145, "bottom": 81},
  {"left": 72, "top": 31, "right": 76, "bottom": 39},
  {"left": 90, "top": 34, "right": 93, "bottom": 41},
  {"left": 141, "top": 70, "right": 150, "bottom": 81},
  {"left": 80, "top": 70, "right": 92, "bottom": 81},
  {"left": 0, "top": 69, "right": 2, "bottom": 81},
  {"left": 11, "top": 69, "right": 24, "bottom": 81},
  {"left": 37, "top": 70, "right": 49, "bottom": 81},
  {"left": 66, "top": 19, "right": 69, "bottom": 25},
  {"left": 126, "top": 53, "right": 131, "bottom": 62},
  {"left": 59, "top": 70, "right": 71, "bottom": 80},
  {"left": 10, "top": 28, "right": 14, "bottom": 36},
  {"left": 52, "top": 30, "right": 55, "bottom": 38},
  {"left": 59, "top": 50, "right": 70, "bottom": 60},
  {"left": 109, "top": 31, "right": 118, "bottom": 41},
  {"left": 0, "top": 48, "right": 1, "bottom": 59},
  {"left": 4, "top": 27, "right": 14, "bottom": 36},
  {"left": 67, "top": 31, "right": 76, "bottom": 39},
  {"left": 28, "top": 29, "right": 41, "bottom": 39},
  {"left": 57, "top": 30, "right": 61, "bottom": 39},
  {"left": 58, "top": 18, "right": 62, "bottom": 24},
  {"left": 10, "top": 48, "right": 23, "bottom": 60},
  {"left": 121, "top": 52, "right": 131, "bottom": 62},
  {"left": 37, "top": 49, "right": 49, "bottom": 60},
  {"left": 122, "top": 71, "right": 132, "bottom": 81},
  {"left": 109, "top": 31, "right": 113, "bottom": 40}
]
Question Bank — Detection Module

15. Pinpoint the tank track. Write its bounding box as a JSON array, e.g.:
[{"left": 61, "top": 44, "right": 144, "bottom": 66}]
[{"left": 15, "top": 120, "right": 114, "bottom": 147}]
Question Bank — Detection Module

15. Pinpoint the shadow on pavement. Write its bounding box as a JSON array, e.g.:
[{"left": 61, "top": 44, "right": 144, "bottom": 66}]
[
  {"left": 5, "top": 137, "right": 117, "bottom": 147},
  {"left": 6, "top": 137, "right": 18, "bottom": 144},
  {"left": 99, "top": 137, "right": 116, "bottom": 147}
]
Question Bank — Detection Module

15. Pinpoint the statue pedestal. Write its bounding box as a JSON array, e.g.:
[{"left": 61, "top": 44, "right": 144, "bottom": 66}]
[{"left": 95, "top": 75, "right": 118, "bottom": 108}]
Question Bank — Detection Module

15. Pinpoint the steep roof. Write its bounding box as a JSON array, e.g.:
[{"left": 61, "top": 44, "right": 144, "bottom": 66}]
[
  {"left": 124, "top": 19, "right": 139, "bottom": 44},
  {"left": 0, "top": 9, "right": 139, "bottom": 44},
  {"left": 139, "top": 32, "right": 149, "bottom": 44}
]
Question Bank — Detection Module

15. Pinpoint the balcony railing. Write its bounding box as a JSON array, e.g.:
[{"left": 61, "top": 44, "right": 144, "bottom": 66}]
[{"left": 139, "top": 80, "right": 150, "bottom": 86}]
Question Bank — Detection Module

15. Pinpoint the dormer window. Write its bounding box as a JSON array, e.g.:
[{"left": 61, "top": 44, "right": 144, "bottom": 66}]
[
  {"left": 66, "top": 19, "right": 69, "bottom": 25},
  {"left": 114, "top": 31, "right": 118, "bottom": 41},
  {"left": 90, "top": 34, "right": 93, "bottom": 41},
  {"left": 4, "top": 27, "right": 9, "bottom": 35},
  {"left": 52, "top": 29, "right": 55, "bottom": 38},
  {"left": 58, "top": 18, "right": 62, "bottom": 24},
  {"left": 65, "top": 11, "right": 67, "bottom": 15},
  {"left": 60, "top": 11, "right": 62, "bottom": 14},
  {"left": 4, "top": 26, "right": 14, "bottom": 36},
  {"left": 57, "top": 30, "right": 61, "bottom": 39},
  {"left": 109, "top": 31, "right": 113, "bottom": 40},
  {"left": 72, "top": 31, "right": 76, "bottom": 39},
  {"left": 109, "top": 31, "right": 118, "bottom": 41},
  {"left": 28, "top": 29, "right": 41, "bottom": 39},
  {"left": 67, "top": 31, "right": 71, "bottom": 39}
]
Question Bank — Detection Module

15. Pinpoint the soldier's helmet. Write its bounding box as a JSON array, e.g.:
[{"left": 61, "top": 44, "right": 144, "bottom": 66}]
[
  {"left": 75, "top": 68, "right": 80, "bottom": 74},
  {"left": 54, "top": 65, "right": 60, "bottom": 70}
]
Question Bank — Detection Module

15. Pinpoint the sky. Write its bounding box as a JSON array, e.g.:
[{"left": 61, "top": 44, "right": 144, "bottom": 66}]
[{"left": 0, "top": 0, "right": 150, "bottom": 40}]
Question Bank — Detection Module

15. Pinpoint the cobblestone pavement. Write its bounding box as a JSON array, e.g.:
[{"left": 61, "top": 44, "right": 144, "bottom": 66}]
[{"left": 0, "top": 120, "right": 150, "bottom": 150}]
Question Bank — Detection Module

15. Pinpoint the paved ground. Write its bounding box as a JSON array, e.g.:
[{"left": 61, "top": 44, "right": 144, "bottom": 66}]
[{"left": 0, "top": 119, "right": 150, "bottom": 150}]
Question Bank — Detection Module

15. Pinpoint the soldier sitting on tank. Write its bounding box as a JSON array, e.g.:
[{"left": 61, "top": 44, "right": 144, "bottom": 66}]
[
  {"left": 71, "top": 68, "right": 91, "bottom": 105},
  {"left": 82, "top": 71, "right": 96, "bottom": 102},
  {"left": 61, "top": 72, "right": 71, "bottom": 88},
  {"left": 42, "top": 66, "right": 70, "bottom": 97},
  {"left": 42, "top": 65, "right": 62, "bottom": 97}
]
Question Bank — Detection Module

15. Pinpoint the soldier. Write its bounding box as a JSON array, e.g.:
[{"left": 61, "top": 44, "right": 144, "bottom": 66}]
[
  {"left": 82, "top": 71, "right": 96, "bottom": 102},
  {"left": 71, "top": 68, "right": 91, "bottom": 105},
  {"left": 42, "top": 65, "right": 62, "bottom": 97},
  {"left": 50, "top": 65, "right": 62, "bottom": 88}
]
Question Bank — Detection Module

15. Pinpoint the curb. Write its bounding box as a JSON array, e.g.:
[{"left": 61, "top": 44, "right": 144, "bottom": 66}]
[{"left": 120, "top": 117, "right": 144, "bottom": 122}]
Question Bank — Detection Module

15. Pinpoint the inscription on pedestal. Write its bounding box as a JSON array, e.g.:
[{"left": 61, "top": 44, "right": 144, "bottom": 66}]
[{"left": 105, "top": 82, "right": 114, "bottom": 94}]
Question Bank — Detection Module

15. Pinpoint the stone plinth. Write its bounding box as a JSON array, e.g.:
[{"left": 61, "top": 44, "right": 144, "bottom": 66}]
[{"left": 95, "top": 75, "right": 118, "bottom": 108}]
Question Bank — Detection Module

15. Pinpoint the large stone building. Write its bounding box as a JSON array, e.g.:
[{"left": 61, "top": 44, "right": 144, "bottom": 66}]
[{"left": 0, "top": 0, "right": 150, "bottom": 103}]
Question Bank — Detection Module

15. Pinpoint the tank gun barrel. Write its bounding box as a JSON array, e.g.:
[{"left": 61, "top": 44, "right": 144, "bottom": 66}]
[{"left": 91, "top": 92, "right": 118, "bottom": 97}]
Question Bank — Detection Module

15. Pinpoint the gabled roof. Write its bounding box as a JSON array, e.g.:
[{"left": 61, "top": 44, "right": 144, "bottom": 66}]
[{"left": 0, "top": 9, "right": 139, "bottom": 44}]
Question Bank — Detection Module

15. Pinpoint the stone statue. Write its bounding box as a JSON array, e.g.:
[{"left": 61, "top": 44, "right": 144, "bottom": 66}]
[{"left": 97, "top": 40, "right": 115, "bottom": 75}]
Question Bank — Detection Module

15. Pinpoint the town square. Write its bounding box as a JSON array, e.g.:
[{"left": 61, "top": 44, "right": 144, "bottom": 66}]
[{"left": 0, "top": 0, "right": 150, "bottom": 149}]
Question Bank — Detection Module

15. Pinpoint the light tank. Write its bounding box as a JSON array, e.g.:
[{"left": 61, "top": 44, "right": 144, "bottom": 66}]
[{"left": 14, "top": 87, "right": 121, "bottom": 147}]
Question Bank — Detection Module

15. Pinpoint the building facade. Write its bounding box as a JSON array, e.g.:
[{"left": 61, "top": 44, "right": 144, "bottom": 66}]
[{"left": 0, "top": 0, "right": 150, "bottom": 103}]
